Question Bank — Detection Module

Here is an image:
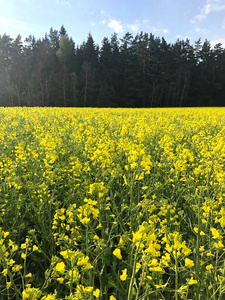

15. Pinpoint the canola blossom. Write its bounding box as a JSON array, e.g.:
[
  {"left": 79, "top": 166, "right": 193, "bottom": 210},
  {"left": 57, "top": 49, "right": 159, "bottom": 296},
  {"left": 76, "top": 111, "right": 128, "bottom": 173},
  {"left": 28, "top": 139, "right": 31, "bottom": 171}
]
[
  {"left": 113, "top": 248, "right": 122, "bottom": 260},
  {"left": 120, "top": 269, "right": 128, "bottom": 281},
  {"left": 0, "top": 107, "right": 225, "bottom": 299}
]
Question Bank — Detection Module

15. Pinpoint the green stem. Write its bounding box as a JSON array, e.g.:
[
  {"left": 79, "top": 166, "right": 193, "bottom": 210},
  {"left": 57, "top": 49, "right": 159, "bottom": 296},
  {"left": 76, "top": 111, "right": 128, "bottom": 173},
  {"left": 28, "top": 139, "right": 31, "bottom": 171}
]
[
  {"left": 130, "top": 181, "right": 134, "bottom": 232},
  {"left": 127, "top": 177, "right": 135, "bottom": 293},
  {"left": 86, "top": 224, "right": 89, "bottom": 256},
  {"left": 196, "top": 196, "right": 201, "bottom": 300},
  {"left": 23, "top": 246, "right": 28, "bottom": 288},
  {"left": 127, "top": 245, "right": 139, "bottom": 300},
  {"left": 175, "top": 257, "right": 179, "bottom": 300},
  {"left": 6, "top": 276, "right": 10, "bottom": 300},
  {"left": 70, "top": 266, "right": 73, "bottom": 294},
  {"left": 135, "top": 260, "right": 146, "bottom": 300},
  {"left": 8, "top": 269, "right": 21, "bottom": 299}
]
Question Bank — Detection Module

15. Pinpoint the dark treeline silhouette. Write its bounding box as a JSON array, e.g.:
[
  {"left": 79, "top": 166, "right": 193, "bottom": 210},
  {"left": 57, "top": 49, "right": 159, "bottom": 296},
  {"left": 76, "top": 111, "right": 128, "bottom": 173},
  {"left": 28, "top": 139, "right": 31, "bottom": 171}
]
[{"left": 0, "top": 25, "right": 225, "bottom": 107}]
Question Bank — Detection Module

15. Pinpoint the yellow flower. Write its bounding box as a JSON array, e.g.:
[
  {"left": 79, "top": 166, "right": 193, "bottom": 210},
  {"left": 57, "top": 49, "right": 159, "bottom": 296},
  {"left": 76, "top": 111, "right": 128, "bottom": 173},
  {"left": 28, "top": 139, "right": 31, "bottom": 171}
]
[
  {"left": 211, "top": 228, "right": 220, "bottom": 239},
  {"left": 12, "top": 264, "right": 22, "bottom": 272},
  {"left": 150, "top": 259, "right": 158, "bottom": 267},
  {"left": 149, "top": 266, "right": 165, "bottom": 273},
  {"left": 83, "top": 263, "right": 93, "bottom": 270},
  {"left": 3, "top": 231, "right": 9, "bottom": 238},
  {"left": 99, "top": 192, "right": 104, "bottom": 198},
  {"left": 135, "top": 263, "right": 141, "bottom": 273},
  {"left": 182, "top": 244, "right": 191, "bottom": 256},
  {"left": 208, "top": 284, "right": 213, "bottom": 290},
  {"left": 21, "top": 253, "right": 26, "bottom": 260},
  {"left": 206, "top": 264, "right": 213, "bottom": 271},
  {"left": 21, "top": 243, "right": 27, "bottom": 249},
  {"left": 8, "top": 239, "right": 14, "bottom": 246},
  {"left": 185, "top": 258, "right": 194, "bottom": 268},
  {"left": 41, "top": 295, "right": 56, "bottom": 300},
  {"left": 132, "top": 231, "right": 142, "bottom": 243},
  {"left": 155, "top": 283, "right": 167, "bottom": 289},
  {"left": 68, "top": 269, "right": 79, "bottom": 281},
  {"left": 22, "top": 291, "right": 29, "bottom": 299},
  {"left": 188, "top": 277, "right": 197, "bottom": 285},
  {"left": 113, "top": 248, "right": 122, "bottom": 260},
  {"left": 120, "top": 268, "right": 128, "bottom": 281},
  {"left": 57, "top": 277, "right": 64, "bottom": 284},
  {"left": 93, "top": 289, "right": 100, "bottom": 298},
  {"left": 55, "top": 262, "right": 65, "bottom": 274},
  {"left": 60, "top": 250, "right": 69, "bottom": 259},
  {"left": 217, "top": 240, "right": 224, "bottom": 248},
  {"left": 12, "top": 244, "right": 18, "bottom": 252},
  {"left": 161, "top": 253, "right": 171, "bottom": 266},
  {"left": 77, "top": 256, "right": 90, "bottom": 266},
  {"left": 33, "top": 245, "right": 38, "bottom": 251},
  {"left": 8, "top": 259, "right": 15, "bottom": 266},
  {"left": 80, "top": 217, "right": 90, "bottom": 225},
  {"left": 109, "top": 296, "right": 117, "bottom": 300},
  {"left": 6, "top": 282, "right": 11, "bottom": 289},
  {"left": 199, "top": 246, "right": 204, "bottom": 252},
  {"left": 2, "top": 269, "right": 7, "bottom": 276},
  {"left": 25, "top": 273, "right": 32, "bottom": 278},
  {"left": 138, "top": 242, "right": 145, "bottom": 251},
  {"left": 84, "top": 286, "right": 93, "bottom": 293}
]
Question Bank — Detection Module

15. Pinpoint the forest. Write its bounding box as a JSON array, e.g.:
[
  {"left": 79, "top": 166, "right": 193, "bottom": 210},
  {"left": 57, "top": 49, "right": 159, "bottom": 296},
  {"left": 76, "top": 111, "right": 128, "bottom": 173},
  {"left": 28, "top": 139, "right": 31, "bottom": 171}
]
[{"left": 0, "top": 25, "right": 225, "bottom": 107}]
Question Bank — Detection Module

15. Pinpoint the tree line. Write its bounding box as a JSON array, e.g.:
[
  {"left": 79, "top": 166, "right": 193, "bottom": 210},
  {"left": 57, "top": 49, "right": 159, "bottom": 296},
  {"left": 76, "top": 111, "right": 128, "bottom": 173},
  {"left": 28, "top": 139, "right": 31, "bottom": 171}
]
[{"left": 0, "top": 25, "right": 225, "bottom": 107}]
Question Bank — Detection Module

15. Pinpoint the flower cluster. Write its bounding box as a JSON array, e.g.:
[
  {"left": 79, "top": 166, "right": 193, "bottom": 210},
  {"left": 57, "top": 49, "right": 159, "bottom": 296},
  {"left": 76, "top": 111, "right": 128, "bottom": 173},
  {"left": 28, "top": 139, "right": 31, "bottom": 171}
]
[{"left": 0, "top": 107, "right": 225, "bottom": 299}]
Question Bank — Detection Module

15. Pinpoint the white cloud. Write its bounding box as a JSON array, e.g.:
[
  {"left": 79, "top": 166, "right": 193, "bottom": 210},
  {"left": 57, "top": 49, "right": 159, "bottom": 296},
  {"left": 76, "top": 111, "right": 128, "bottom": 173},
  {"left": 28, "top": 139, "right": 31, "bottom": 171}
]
[
  {"left": 10, "top": 34, "right": 21, "bottom": 40},
  {"left": 108, "top": 19, "right": 123, "bottom": 33},
  {"left": 152, "top": 26, "right": 160, "bottom": 33},
  {"left": 191, "top": 0, "right": 225, "bottom": 23},
  {"left": 222, "top": 19, "right": 225, "bottom": 29},
  {"left": 190, "top": 14, "right": 205, "bottom": 24},
  {"left": 101, "top": 19, "right": 107, "bottom": 25},
  {"left": 56, "top": 0, "right": 71, "bottom": 7},
  {"left": 175, "top": 35, "right": 192, "bottom": 41},
  {"left": 151, "top": 26, "right": 169, "bottom": 35},
  {"left": 127, "top": 23, "right": 138, "bottom": 33},
  {"left": 0, "top": 18, "right": 28, "bottom": 30},
  {"left": 194, "top": 27, "right": 208, "bottom": 34},
  {"left": 100, "top": 9, "right": 105, "bottom": 15},
  {"left": 211, "top": 37, "right": 225, "bottom": 47},
  {"left": 195, "top": 27, "right": 201, "bottom": 33},
  {"left": 203, "top": 1, "right": 225, "bottom": 14},
  {"left": 142, "top": 19, "right": 149, "bottom": 24},
  {"left": 90, "top": 22, "right": 96, "bottom": 26}
]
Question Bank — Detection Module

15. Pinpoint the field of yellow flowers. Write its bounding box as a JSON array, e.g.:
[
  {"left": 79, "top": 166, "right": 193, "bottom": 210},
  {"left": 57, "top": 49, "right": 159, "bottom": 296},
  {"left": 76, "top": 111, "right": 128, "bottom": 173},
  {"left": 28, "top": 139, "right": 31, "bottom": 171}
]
[{"left": 1, "top": 107, "right": 225, "bottom": 300}]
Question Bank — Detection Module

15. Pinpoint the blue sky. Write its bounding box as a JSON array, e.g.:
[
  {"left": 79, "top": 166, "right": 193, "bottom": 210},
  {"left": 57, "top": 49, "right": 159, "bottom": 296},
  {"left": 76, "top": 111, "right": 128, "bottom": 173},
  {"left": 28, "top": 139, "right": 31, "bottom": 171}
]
[{"left": 0, "top": 0, "right": 225, "bottom": 48}]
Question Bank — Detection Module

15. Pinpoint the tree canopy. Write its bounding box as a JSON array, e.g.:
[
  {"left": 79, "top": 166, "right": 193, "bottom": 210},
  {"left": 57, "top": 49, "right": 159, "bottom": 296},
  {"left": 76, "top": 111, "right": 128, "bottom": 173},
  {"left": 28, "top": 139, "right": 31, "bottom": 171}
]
[{"left": 0, "top": 26, "right": 225, "bottom": 107}]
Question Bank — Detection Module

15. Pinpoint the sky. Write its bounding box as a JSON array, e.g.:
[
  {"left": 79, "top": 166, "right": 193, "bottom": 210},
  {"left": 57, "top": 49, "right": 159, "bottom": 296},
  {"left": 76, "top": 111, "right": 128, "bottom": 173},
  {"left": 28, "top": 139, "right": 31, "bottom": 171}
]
[{"left": 0, "top": 0, "right": 225, "bottom": 48}]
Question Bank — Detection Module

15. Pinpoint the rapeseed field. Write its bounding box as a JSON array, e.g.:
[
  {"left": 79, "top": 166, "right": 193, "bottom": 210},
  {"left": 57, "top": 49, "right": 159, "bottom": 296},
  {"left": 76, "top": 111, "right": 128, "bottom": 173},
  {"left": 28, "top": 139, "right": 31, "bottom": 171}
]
[{"left": 0, "top": 107, "right": 225, "bottom": 300}]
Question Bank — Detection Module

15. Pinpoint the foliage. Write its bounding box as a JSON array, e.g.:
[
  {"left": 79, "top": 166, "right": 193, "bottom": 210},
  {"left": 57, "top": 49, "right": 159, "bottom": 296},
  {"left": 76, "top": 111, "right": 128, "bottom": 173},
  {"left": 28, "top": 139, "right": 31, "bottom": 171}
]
[{"left": 0, "top": 28, "right": 225, "bottom": 107}]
